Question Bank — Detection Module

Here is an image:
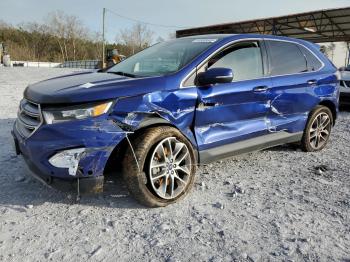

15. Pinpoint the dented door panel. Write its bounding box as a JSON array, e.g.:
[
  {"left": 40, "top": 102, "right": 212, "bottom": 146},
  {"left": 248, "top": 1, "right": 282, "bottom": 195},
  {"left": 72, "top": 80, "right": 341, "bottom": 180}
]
[
  {"left": 195, "top": 78, "right": 272, "bottom": 151},
  {"left": 267, "top": 72, "right": 338, "bottom": 133}
]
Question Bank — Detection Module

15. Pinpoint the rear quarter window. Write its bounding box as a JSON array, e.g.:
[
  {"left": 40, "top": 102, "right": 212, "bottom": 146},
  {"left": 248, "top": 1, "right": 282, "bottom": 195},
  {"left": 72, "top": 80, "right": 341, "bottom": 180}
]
[{"left": 298, "top": 45, "right": 323, "bottom": 71}]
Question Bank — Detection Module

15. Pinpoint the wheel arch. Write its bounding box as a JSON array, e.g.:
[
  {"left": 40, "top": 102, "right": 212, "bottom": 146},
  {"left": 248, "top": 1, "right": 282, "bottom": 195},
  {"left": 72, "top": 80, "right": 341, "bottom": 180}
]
[
  {"left": 103, "top": 119, "right": 198, "bottom": 176},
  {"left": 318, "top": 100, "right": 337, "bottom": 125}
]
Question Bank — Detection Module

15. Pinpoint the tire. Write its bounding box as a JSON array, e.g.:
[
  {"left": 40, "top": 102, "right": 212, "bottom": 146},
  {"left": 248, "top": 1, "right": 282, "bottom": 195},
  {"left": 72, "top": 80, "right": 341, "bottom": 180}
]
[
  {"left": 301, "top": 105, "right": 333, "bottom": 152},
  {"left": 122, "top": 126, "right": 197, "bottom": 207}
]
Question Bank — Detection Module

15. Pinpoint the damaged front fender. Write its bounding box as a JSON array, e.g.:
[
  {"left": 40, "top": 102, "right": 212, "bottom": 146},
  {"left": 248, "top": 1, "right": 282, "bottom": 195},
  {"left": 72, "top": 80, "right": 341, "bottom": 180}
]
[{"left": 109, "top": 88, "right": 199, "bottom": 147}]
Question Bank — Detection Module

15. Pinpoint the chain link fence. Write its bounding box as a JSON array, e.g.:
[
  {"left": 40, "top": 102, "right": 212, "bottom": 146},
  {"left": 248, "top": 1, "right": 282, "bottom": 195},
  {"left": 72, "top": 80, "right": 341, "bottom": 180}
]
[{"left": 58, "top": 60, "right": 101, "bottom": 69}]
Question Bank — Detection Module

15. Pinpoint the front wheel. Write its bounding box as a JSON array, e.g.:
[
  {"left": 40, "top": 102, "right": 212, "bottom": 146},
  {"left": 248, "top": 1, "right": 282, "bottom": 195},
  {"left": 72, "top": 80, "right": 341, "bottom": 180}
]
[
  {"left": 301, "top": 105, "right": 333, "bottom": 152},
  {"left": 122, "top": 126, "right": 197, "bottom": 207}
]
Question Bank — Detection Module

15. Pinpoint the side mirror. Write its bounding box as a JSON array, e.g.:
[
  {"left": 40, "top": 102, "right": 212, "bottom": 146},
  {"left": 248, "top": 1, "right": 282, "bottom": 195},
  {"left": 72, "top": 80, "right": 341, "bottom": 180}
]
[
  {"left": 197, "top": 67, "right": 233, "bottom": 86},
  {"left": 339, "top": 66, "right": 346, "bottom": 72}
]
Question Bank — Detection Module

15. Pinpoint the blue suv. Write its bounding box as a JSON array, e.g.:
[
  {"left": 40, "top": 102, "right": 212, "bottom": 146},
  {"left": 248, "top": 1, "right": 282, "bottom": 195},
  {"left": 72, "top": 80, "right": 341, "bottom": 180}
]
[{"left": 12, "top": 34, "right": 339, "bottom": 207}]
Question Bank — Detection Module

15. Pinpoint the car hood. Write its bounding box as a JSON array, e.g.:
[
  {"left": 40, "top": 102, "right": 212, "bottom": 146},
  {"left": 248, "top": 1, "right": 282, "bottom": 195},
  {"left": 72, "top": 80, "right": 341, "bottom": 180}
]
[{"left": 24, "top": 71, "right": 169, "bottom": 104}]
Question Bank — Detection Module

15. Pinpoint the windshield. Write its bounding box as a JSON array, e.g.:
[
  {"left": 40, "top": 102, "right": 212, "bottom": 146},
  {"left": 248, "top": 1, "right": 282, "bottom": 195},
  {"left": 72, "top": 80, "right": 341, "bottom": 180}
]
[{"left": 107, "top": 38, "right": 218, "bottom": 77}]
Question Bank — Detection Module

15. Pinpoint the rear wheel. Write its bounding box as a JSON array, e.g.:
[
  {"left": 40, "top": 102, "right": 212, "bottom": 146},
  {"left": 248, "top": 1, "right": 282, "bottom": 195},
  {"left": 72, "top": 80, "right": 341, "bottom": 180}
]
[
  {"left": 301, "top": 106, "right": 333, "bottom": 152},
  {"left": 122, "top": 126, "right": 197, "bottom": 207}
]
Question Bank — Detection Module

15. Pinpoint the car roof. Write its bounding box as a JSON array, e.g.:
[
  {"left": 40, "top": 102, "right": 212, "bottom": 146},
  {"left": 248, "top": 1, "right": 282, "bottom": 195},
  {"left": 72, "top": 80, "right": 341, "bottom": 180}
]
[
  {"left": 181, "top": 33, "right": 310, "bottom": 44},
  {"left": 180, "top": 33, "right": 320, "bottom": 53},
  {"left": 179, "top": 34, "right": 235, "bottom": 39}
]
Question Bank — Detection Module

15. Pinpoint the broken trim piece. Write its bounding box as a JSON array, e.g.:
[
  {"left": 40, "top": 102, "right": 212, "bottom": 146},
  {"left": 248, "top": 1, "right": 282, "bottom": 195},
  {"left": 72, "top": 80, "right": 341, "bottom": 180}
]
[
  {"left": 125, "top": 133, "right": 141, "bottom": 172},
  {"left": 48, "top": 148, "right": 86, "bottom": 176}
]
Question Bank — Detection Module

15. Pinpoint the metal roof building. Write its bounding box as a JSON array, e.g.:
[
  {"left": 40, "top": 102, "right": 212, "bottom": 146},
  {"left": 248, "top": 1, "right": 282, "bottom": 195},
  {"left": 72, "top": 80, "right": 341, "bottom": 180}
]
[{"left": 176, "top": 7, "right": 350, "bottom": 43}]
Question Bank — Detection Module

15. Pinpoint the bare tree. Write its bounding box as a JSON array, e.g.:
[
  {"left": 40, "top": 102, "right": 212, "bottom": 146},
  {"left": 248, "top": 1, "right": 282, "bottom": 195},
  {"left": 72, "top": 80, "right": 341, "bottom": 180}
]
[
  {"left": 19, "top": 22, "right": 51, "bottom": 61},
  {"left": 45, "top": 10, "right": 88, "bottom": 61},
  {"left": 65, "top": 15, "right": 88, "bottom": 60},
  {"left": 46, "top": 11, "right": 68, "bottom": 61},
  {"left": 90, "top": 31, "right": 103, "bottom": 60},
  {"left": 0, "top": 15, "right": 104, "bottom": 62},
  {"left": 117, "top": 23, "right": 154, "bottom": 54}
]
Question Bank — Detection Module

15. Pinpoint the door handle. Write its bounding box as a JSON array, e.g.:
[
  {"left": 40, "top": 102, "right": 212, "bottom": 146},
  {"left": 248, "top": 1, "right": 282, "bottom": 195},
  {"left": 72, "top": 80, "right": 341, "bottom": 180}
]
[
  {"left": 307, "top": 79, "right": 317, "bottom": 86},
  {"left": 198, "top": 101, "right": 218, "bottom": 110},
  {"left": 253, "top": 85, "right": 268, "bottom": 92}
]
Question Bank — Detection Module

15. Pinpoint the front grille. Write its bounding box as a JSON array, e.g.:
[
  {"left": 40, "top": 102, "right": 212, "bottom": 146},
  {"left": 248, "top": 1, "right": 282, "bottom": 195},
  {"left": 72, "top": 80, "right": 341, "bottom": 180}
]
[{"left": 16, "top": 99, "right": 42, "bottom": 138}]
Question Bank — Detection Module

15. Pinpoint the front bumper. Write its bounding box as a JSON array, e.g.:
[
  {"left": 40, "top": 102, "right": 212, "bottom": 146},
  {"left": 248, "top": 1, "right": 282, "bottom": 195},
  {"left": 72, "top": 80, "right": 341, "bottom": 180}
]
[
  {"left": 18, "top": 150, "right": 105, "bottom": 194},
  {"left": 12, "top": 116, "right": 127, "bottom": 193}
]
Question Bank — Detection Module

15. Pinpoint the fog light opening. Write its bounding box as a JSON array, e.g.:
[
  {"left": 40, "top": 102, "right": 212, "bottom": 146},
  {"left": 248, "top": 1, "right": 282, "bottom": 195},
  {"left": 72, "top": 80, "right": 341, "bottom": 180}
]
[{"left": 48, "top": 148, "right": 86, "bottom": 176}]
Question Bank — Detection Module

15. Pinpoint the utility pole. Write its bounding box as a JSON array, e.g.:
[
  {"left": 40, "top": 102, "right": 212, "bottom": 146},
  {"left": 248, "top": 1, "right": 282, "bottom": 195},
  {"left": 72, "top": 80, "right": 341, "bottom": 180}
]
[{"left": 102, "top": 7, "right": 106, "bottom": 68}]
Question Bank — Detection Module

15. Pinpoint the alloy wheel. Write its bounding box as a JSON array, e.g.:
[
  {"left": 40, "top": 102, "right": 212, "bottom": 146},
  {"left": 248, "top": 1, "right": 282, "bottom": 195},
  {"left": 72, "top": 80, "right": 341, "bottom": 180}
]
[
  {"left": 309, "top": 112, "right": 331, "bottom": 150},
  {"left": 149, "top": 137, "right": 192, "bottom": 199}
]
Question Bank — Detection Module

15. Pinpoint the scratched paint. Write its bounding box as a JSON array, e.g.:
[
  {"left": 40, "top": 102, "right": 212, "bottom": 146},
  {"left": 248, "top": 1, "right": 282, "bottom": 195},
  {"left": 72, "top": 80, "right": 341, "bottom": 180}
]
[
  {"left": 13, "top": 34, "right": 339, "bottom": 188},
  {"left": 13, "top": 116, "right": 127, "bottom": 179}
]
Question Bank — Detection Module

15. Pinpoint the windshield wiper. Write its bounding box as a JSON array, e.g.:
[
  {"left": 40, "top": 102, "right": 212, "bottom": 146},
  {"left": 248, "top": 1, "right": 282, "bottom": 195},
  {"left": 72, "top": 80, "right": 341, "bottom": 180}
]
[{"left": 107, "top": 71, "right": 137, "bottom": 78}]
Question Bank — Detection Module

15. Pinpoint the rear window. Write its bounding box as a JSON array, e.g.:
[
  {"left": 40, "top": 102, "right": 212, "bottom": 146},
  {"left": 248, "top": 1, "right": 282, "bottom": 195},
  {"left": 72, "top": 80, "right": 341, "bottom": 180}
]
[{"left": 266, "top": 40, "right": 307, "bottom": 76}]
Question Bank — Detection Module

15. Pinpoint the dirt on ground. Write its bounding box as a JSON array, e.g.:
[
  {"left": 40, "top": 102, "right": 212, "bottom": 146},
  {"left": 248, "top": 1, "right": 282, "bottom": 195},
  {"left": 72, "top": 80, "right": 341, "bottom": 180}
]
[{"left": 0, "top": 68, "right": 349, "bottom": 262}]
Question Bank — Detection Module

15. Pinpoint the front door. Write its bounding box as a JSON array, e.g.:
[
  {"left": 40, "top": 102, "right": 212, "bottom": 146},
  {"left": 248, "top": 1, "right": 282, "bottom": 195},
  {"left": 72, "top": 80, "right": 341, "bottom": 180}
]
[{"left": 194, "top": 40, "right": 272, "bottom": 162}]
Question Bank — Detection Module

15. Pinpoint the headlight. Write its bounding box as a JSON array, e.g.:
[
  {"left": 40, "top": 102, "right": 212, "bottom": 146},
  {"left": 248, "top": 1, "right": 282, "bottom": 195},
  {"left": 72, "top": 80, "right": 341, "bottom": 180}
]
[{"left": 43, "top": 101, "right": 113, "bottom": 124}]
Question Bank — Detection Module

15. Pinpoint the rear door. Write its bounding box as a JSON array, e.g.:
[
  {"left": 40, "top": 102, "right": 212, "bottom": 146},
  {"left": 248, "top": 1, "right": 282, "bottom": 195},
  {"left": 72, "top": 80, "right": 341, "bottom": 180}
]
[
  {"left": 193, "top": 40, "right": 272, "bottom": 161},
  {"left": 264, "top": 40, "right": 324, "bottom": 133}
]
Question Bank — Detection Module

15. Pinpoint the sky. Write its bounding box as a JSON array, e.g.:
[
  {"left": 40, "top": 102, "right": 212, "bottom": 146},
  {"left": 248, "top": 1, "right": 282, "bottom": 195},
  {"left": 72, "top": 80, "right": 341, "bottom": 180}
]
[
  {"left": 0, "top": 0, "right": 349, "bottom": 66},
  {"left": 1, "top": 0, "right": 350, "bottom": 42}
]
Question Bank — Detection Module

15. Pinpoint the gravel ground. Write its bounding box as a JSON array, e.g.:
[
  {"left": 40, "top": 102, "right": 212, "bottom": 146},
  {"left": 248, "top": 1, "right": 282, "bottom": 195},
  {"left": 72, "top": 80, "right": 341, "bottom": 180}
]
[{"left": 0, "top": 67, "right": 349, "bottom": 262}]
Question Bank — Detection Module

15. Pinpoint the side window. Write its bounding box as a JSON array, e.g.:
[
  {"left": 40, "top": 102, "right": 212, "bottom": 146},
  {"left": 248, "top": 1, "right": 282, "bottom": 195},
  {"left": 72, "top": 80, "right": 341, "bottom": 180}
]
[
  {"left": 267, "top": 41, "right": 307, "bottom": 75},
  {"left": 298, "top": 45, "right": 323, "bottom": 72},
  {"left": 207, "top": 41, "right": 264, "bottom": 81}
]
